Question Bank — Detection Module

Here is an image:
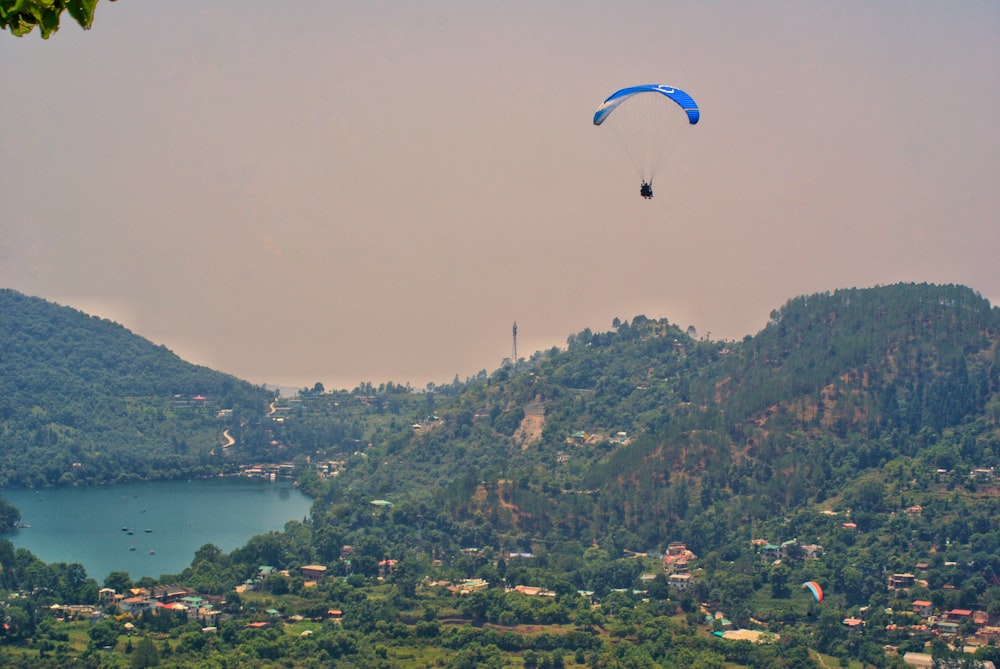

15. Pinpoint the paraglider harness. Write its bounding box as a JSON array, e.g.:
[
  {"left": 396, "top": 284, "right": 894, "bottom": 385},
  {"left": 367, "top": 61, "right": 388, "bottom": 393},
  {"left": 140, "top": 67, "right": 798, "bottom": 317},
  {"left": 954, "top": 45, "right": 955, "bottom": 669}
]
[{"left": 640, "top": 181, "right": 653, "bottom": 199}]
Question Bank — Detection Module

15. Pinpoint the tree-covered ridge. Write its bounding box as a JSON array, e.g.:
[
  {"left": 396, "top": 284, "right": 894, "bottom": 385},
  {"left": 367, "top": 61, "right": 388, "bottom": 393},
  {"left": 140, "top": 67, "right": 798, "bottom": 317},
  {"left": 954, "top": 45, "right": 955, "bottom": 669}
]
[
  {"left": 3, "top": 283, "right": 1000, "bottom": 667},
  {"left": 0, "top": 289, "right": 274, "bottom": 487},
  {"left": 321, "top": 284, "right": 1000, "bottom": 557},
  {"left": 715, "top": 284, "right": 1000, "bottom": 433}
]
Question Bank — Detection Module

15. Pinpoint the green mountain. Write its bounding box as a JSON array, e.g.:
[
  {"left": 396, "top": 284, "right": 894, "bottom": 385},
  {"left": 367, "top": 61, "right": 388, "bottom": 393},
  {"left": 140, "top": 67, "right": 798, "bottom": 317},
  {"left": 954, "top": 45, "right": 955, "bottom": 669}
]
[
  {"left": 0, "top": 289, "right": 274, "bottom": 487},
  {"left": 3, "top": 283, "right": 1000, "bottom": 668},
  {"left": 316, "top": 284, "right": 1000, "bottom": 553}
]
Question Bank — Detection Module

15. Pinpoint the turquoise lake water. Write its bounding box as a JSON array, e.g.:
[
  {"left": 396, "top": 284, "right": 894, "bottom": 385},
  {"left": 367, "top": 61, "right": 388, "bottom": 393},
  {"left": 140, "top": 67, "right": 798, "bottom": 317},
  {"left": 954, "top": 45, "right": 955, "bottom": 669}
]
[{"left": 1, "top": 477, "right": 313, "bottom": 582}]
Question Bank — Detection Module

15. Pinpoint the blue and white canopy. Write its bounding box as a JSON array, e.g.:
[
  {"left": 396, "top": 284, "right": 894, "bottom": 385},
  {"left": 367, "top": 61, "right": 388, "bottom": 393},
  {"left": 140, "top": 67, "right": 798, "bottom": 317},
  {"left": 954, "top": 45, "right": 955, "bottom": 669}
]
[{"left": 593, "top": 84, "right": 700, "bottom": 126}]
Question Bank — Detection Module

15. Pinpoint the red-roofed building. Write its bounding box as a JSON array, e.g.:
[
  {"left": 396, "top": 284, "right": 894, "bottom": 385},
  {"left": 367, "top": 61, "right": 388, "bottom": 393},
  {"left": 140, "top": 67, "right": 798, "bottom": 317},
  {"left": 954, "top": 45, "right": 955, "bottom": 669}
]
[
  {"left": 946, "top": 609, "right": 973, "bottom": 621},
  {"left": 379, "top": 559, "right": 397, "bottom": 578},
  {"left": 159, "top": 602, "right": 188, "bottom": 612},
  {"left": 912, "top": 600, "right": 933, "bottom": 617}
]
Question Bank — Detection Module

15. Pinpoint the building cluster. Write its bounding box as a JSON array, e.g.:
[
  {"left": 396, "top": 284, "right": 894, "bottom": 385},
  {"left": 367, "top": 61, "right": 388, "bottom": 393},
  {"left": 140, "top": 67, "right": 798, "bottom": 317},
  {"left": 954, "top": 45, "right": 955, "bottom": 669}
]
[
  {"left": 662, "top": 542, "right": 697, "bottom": 592},
  {"left": 752, "top": 538, "right": 824, "bottom": 564},
  {"left": 238, "top": 463, "right": 295, "bottom": 480},
  {"left": 884, "top": 570, "right": 1000, "bottom": 648},
  {"left": 99, "top": 585, "right": 224, "bottom": 628}
]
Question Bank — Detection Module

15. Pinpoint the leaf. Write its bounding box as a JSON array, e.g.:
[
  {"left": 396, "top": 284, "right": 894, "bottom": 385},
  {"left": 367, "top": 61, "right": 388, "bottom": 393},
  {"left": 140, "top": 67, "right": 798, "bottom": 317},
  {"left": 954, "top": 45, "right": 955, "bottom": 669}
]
[
  {"left": 64, "top": 0, "right": 97, "bottom": 30},
  {"left": 2, "top": 0, "right": 100, "bottom": 37}
]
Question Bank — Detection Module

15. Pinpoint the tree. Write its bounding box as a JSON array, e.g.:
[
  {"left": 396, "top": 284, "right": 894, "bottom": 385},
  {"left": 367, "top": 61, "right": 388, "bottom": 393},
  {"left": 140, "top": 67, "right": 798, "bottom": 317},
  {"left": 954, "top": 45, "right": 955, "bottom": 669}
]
[
  {"left": 88, "top": 618, "right": 121, "bottom": 650},
  {"left": 1, "top": 0, "right": 100, "bottom": 38},
  {"left": 0, "top": 496, "right": 20, "bottom": 530},
  {"left": 769, "top": 562, "right": 791, "bottom": 599},
  {"left": 131, "top": 636, "right": 160, "bottom": 668}
]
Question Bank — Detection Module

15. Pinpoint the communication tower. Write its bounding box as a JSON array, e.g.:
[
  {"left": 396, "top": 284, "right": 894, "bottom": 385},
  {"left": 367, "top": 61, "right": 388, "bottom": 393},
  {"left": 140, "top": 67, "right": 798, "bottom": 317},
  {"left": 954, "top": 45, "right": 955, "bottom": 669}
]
[{"left": 512, "top": 322, "right": 518, "bottom": 372}]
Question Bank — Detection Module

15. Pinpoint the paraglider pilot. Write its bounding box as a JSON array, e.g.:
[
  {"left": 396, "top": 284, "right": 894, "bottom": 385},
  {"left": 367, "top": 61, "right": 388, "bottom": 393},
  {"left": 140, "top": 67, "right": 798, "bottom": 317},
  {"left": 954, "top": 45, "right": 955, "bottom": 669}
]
[{"left": 640, "top": 181, "right": 653, "bottom": 199}]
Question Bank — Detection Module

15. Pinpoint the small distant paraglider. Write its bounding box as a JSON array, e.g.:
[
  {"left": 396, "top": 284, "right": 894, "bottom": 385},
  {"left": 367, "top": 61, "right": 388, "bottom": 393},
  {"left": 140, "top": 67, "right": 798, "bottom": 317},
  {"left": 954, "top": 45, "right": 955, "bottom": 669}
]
[
  {"left": 802, "top": 581, "right": 823, "bottom": 604},
  {"left": 593, "top": 84, "right": 700, "bottom": 199}
]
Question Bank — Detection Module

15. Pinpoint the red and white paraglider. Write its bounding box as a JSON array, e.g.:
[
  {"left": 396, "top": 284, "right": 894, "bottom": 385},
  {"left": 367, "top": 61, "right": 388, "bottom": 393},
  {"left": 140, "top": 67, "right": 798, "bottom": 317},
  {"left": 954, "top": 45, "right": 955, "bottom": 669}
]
[{"left": 802, "top": 581, "right": 823, "bottom": 604}]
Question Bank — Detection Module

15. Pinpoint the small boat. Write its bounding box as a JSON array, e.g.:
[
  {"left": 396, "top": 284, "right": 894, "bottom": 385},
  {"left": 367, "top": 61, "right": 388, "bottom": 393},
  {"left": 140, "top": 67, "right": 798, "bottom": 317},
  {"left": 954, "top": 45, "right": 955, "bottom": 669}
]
[
  {"left": 127, "top": 531, "right": 134, "bottom": 535},
  {"left": 121, "top": 527, "right": 129, "bottom": 532},
  {"left": 144, "top": 529, "right": 152, "bottom": 533},
  {"left": 149, "top": 550, "right": 155, "bottom": 555},
  {"left": 129, "top": 546, "right": 136, "bottom": 552}
]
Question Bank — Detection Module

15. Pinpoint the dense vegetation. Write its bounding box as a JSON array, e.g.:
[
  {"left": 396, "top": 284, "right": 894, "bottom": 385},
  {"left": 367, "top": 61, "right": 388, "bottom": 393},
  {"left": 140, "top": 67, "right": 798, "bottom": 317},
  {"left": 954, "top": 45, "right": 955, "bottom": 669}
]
[
  {"left": 0, "top": 290, "right": 275, "bottom": 487},
  {"left": 2, "top": 283, "right": 1000, "bottom": 668}
]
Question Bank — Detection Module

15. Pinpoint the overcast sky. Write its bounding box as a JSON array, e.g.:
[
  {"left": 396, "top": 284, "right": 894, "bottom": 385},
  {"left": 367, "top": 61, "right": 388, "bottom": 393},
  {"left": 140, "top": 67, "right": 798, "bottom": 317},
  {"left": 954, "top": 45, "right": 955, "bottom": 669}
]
[{"left": 3, "top": 1, "right": 998, "bottom": 391}]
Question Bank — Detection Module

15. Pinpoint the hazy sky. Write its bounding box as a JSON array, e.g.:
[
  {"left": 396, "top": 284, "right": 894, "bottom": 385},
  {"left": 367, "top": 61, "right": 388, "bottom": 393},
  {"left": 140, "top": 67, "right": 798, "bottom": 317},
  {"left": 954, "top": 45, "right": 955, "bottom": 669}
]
[{"left": 3, "top": 2, "right": 998, "bottom": 391}]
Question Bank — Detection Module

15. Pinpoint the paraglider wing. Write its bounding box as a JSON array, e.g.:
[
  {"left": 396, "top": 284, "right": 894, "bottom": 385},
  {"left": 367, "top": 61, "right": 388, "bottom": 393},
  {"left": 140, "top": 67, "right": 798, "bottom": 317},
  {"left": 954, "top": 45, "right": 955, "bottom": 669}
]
[
  {"left": 593, "top": 84, "right": 700, "bottom": 126},
  {"left": 593, "top": 84, "right": 700, "bottom": 192},
  {"left": 802, "top": 581, "right": 823, "bottom": 603}
]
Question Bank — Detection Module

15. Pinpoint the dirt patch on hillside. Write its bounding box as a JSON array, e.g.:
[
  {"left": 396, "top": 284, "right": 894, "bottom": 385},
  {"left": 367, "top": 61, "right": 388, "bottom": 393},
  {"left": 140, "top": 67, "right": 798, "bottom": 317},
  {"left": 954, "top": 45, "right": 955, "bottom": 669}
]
[{"left": 513, "top": 400, "right": 545, "bottom": 449}]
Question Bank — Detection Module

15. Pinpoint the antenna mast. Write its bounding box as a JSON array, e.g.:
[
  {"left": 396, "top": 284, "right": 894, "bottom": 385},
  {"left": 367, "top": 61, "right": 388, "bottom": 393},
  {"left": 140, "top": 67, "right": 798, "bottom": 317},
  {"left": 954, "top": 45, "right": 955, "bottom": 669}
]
[{"left": 512, "top": 321, "right": 518, "bottom": 371}]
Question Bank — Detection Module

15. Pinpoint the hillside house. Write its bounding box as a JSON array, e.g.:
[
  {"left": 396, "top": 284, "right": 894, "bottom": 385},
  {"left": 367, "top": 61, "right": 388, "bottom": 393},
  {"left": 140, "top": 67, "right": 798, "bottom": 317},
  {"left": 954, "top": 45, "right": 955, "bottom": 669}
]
[
  {"left": 150, "top": 585, "right": 194, "bottom": 603},
  {"left": 121, "top": 596, "right": 157, "bottom": 616},
  {"left": 945, "top": 608, "right": 973, "bottom": 623},
  {"left": 378, "top": 559, "right": 397, "bottom": 578},
  {"left": 800, "top": 543, "right": 823, "bottom": 559},
  {"left": 912, "top": 600, "right": 933, "bottom": 617},
  {"left": 448, "top": 579, "right": 489, "bottom": 595},
  {"left": 888, "top": 573, "right": 915, "bottom": 590},
  {"left": 301, "top": 565, "right": 327, "bottom": 581},
  {"left": 663, "top": 542, "right": 696, "bottom": 572},
  {"left": 760, "top": 544, "right": 782, "bottom": 563},
  {"left": 665, "top": 558, "right": 690, "bottom": 575},
  {"left": 511, "top": 585, "right": 556, "bottom": 597},
  {"left": 669, "top": 573, "right": 693, "bottom": 592}
]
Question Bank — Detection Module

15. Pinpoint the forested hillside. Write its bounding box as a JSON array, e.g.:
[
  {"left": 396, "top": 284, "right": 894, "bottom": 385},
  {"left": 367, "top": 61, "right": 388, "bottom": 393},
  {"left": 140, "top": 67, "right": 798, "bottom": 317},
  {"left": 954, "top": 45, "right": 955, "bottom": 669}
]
[
  {"left": 0, "top": 289, "right": 274, "bottom": 487},
  {"left": 311, "top": 283, "right": 1000, "bottom": 553},
  {"left": 2, "top": 283, "right": 1000, "bottom": 668}
]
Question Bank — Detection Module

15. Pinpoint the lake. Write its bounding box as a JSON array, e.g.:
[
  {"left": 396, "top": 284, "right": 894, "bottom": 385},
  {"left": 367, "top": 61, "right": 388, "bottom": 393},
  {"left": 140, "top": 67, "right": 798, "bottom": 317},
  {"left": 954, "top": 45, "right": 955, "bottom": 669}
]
[{"left": 1, "top": 477, "right": 313, "bottom": 582}]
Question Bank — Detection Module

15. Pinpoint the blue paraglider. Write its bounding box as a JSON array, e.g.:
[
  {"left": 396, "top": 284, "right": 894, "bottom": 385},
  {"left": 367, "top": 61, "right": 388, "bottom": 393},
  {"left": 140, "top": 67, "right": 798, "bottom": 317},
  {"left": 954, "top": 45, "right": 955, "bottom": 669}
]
[
  {"left": 593, "top": 84, "right": 700, "bottom": 127},
  {"left": 594, "top": 84, "right": 699, "bottom": 198}
]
